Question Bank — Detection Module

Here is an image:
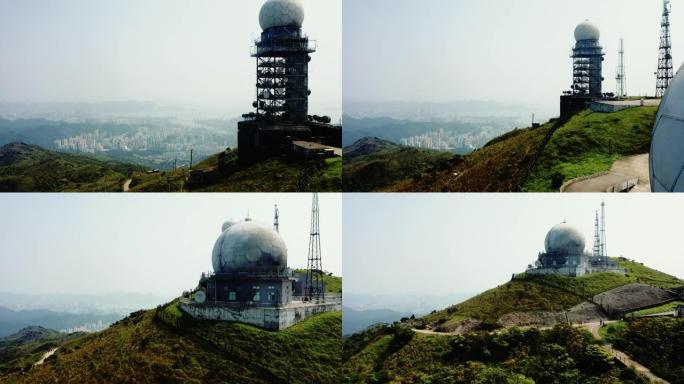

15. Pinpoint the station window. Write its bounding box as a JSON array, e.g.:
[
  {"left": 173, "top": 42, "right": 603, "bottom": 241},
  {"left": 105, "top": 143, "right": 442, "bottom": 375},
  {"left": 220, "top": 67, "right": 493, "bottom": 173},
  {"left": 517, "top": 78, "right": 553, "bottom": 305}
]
[
  {"left": 252, "top": 286, "right": 261, "bottom": 301},
  {"left": 228, "top": 291, "right": 236, "bottom": 301}
]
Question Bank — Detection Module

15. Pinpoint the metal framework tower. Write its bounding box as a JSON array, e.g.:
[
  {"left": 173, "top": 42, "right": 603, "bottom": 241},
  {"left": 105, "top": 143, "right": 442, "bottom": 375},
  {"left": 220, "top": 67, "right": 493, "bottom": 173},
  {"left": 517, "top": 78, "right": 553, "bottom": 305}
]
[
  {"left": 572, "top": 36, "right": 605, "bottom": 97},
  {"left": 273, "top": 204, "right": 280, "bottom": 233},
  {"left": 252, "top": 26, "right": 316, "bottom": 122},
  {"left": 600, "top": 202, "right": 607, "bottom": 257},
  {"left": 656, "top": 0, "right": 674, "bottom": 97},
  {"left": 592, "top": 211, "right": 601, "bottom": 257},
  {"left": 305, "top": 193, "right": 324, "bottom": 302},
  {"left": 616, "top": 38, "right": 626, "bottom": 98}
]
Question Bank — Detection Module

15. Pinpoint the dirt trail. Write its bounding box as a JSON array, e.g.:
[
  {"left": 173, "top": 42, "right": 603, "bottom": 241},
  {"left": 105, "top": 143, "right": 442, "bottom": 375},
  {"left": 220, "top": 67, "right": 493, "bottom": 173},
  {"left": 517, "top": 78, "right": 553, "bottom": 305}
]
[
  {"left": 34, "top": 347, "right": 58, "bottom": 366},
  {"left": 122, "top": 178, "right": 132, "bottom": 192}
]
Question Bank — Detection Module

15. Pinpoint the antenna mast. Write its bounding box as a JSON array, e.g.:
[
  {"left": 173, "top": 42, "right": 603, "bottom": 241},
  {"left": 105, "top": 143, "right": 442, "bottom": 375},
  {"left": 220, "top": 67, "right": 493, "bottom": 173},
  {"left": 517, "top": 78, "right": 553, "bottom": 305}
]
[
  {"left": 656, "top": 0, "right": 674, "bottom": 97},
  {"left": 600, "top": 202, "right": 607, "bottom": 257},
  {"left": 593, "top": 211, "right": 601, "bottom": 257},
  {"left": 305, "top": 193, "right": 324, "bottom": 302},
  {"left": 273, "top": 204, "right": 280, "bottom": 233},
  {"left": 616, "top": 38, "right": 626, "bottom": 98}
]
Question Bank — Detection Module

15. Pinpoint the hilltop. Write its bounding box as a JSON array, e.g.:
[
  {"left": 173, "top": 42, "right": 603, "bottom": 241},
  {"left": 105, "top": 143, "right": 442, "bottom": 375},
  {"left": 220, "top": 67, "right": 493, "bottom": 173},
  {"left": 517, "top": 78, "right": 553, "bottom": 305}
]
[
  {"left": 0, "top": 303, "right": 342, "bottom": 384},
  {"left": 342, "top": 259, "right": 683, "bottom": 383},
  {"left": 343, "top": 107, "right": 657, "bottom": 192},
  {"left": 0, "top": 143, "right": 341, "bottom": 192},
  {"left": 0, "top": 142, "right": 144, "bottom": 192}
]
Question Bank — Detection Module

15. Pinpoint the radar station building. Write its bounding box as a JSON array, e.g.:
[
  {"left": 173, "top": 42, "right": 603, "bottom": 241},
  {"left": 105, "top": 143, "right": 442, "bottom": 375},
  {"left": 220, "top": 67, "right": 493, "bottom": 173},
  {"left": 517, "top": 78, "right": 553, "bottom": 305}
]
[
  {"left": 237, "top": 0, "right": 341, "bottom": 164},
  {"left": 180, "top": 205, "right": 341, "bottom": 330},
  {"left": 560, "top": 21, "right": 606, "bottom": 118},
  {"left": 527, "top": 203, "right": 624, "bottom": 277}
]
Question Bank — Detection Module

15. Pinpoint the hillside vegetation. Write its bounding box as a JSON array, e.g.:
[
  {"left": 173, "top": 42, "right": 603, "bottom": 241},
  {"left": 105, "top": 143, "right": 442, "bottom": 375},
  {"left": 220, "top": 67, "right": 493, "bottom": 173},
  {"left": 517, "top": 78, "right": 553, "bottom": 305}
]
[
  {"left": 342, "top": 137, "right": 460, "bottom": 192},
  {"left": 343, "top": 107, "right": 657, "bottom": 192},
  {"left": 420, "top": 258, "right": 682, "bottom": 328},
  {"left": 342, "top": 323, "right": 648, "bottom": 384},
  {"left": 0, "top": 143, "right": 142, "bottom": 192},
  {"left": 1, "top": 304, "right": 342, "bottom": 384},
  {"left": 0, "top": 326, "right": 84, "bottom": 374},
  {"left": 0, "top": 143, "right": 342, "bottom": 192},
  {"left": 524, "top": 107, "right": 656, "bottom": 191},
  {"left": 607, "top": 317, "right": 684, "bottom": 384}
]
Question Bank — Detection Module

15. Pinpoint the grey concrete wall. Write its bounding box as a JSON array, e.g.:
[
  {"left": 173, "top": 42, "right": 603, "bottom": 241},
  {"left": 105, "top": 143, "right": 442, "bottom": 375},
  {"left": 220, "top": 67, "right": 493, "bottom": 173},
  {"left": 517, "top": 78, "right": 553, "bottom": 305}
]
[{"left": 179, "top": 300, "right": 341, "bottom": 331}]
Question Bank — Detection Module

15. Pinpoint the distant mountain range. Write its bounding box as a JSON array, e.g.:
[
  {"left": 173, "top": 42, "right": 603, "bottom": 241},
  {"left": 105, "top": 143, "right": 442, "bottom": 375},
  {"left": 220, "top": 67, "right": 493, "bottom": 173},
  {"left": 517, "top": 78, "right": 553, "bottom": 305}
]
[
  {"left": 342, "top": 307, "right": 412, "bottom": 336},
  {"left": 0, "top": 306, "right": 122, "bottom": 337}
]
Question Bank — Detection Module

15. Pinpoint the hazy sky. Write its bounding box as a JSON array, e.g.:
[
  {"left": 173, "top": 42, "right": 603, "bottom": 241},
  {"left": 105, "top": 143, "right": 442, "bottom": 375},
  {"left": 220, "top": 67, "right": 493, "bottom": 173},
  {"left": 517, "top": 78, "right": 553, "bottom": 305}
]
[
  {"left": 344, "top": 194, "right": 684, "bottom": 297},
  {"left": 0, "top": 0, "right": 342, "bottom": 119},
  {"left": 0, "top": 193, "right": 341, "bottom": 297},
  {"left": 344, "top": 0, "right": 684, "bottom": 113}
]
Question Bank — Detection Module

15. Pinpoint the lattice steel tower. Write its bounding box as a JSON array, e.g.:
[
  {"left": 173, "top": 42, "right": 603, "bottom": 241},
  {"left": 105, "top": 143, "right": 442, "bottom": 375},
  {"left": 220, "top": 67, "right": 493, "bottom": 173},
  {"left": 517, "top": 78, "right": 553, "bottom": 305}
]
[
  {"left": 657, "top": 0, "right": 674, "bottom": 97},
  {"left": 592, "top": 211, "right": 601, "bottom": 257},
  {"left": 305, "top": 193, "right": 324, "bottom": 301},
  {"left": 252, "top": 1, "right": 316, "bottom": 123},
  {"left": 572, "top": 21, "right": 605, "bottom": 97},
  {"left": 616, "top": 38, "right": 626, "bottom": 98}
]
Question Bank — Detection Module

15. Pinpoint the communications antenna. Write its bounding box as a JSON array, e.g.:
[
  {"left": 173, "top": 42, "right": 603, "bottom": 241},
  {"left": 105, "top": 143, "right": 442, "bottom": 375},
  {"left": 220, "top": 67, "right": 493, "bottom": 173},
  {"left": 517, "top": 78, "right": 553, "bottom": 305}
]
[
  {"left": 273, "top": 204, "right": 280, "bottom": 233},
  {"left": 600, "top": 202, "right": 607, "bottom": 257},
  {"left": 656, "top": 0, "right": 674, "bottom": 97},
  {"left": 305, "top": 193, "right": 324, "bottom": 302},
  {"left": 593, "top": 211, "right": 601, "bottom": 258},
  {"left": 616, "top": 38, "right": 626, "bottom": 98}
]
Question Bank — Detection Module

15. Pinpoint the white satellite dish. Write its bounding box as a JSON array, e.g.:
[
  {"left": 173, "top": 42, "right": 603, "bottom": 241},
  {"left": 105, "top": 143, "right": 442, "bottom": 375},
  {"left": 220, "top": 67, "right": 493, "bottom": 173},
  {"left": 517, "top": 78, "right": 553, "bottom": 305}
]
[{"left": 194, "top": 290, "right": 206, "bottom": 304}]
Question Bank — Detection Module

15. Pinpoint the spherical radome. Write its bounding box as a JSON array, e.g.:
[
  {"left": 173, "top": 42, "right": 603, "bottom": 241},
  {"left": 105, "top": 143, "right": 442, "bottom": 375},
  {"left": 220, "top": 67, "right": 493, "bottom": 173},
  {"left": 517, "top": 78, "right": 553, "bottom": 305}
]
[
  {"left": 575, "top": 20, "right": 600, "bottom": 41},
  {"left": 544, "top": 223, "right": 586, "bottom": 254},
  {"left": 212, "top": 220, "right": 288, "bottom": 273},
  {"left": 259, "top": 0, "right": 305, "bottom": 30},
  {"left": 651, "top": 68, "right": 684, "bottom": 191},
  {"left": 222, "top": 221, "right": 236, "bottom": 232}
]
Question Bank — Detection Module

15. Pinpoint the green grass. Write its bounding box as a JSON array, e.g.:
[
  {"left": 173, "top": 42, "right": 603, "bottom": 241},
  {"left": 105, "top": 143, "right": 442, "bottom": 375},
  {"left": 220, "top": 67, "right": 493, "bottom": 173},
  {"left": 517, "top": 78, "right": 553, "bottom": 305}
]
[
  {"left": 524, "top": 107, "right": 657, "bottom": 191},
  {"left": 422, "top": 258, "right": 683, "bottom": 326},
  {"left": 627, "top": 301, "right": 684, "bottom": 317},
  {"left": 3, "top": 305, "right": 342, "bottom": 384},
  {"left": 599, "top": 321, "right": 628, "bottom": 343},
  {"left": 343, "top": 138, "right": 459, "bottom": 192},
  {"left": 342, "top": 323, "right": 648, "bottom": 384},
  {"left": 0, "top": 143, "right": 144, "bottom": 192}
]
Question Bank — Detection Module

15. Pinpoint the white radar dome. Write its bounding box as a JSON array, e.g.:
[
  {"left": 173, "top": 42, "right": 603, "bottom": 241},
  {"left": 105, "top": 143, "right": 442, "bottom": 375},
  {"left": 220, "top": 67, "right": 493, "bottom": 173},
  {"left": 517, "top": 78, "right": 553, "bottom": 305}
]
[
  {"left": 575, "top": 20, "right": 600, "bottom": 41},
  {"left": 259, "top": 0, "right": 305, "bottom": 30},
  {"left": 212, "top": 220, "right": 288, "bottom": 274},
  {"left": 651, "top": 66, "right": 684, "bottom": 191},
  {"left": 544, "top": 223, "right": 586, "bottom": 255}
]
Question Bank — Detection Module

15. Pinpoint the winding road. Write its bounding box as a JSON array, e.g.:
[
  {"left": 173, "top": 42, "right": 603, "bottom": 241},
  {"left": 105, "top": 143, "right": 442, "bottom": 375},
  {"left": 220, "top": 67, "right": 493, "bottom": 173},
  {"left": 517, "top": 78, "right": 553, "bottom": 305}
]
[{"left": 122, "top": 178, "right": 132, "bottom": 192}]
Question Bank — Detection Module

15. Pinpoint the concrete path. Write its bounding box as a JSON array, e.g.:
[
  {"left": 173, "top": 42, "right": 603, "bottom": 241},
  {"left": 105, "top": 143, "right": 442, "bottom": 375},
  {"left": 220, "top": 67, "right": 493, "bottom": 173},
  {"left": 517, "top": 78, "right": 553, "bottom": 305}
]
[
  {"left": 563, "top": 154, "right": 650, "bottom": 193},
  {"left": 34, "top": 347, "right": 58, "bottom": 366},
  {"left": 606, "top": 345, "right": 670, "bottom": 384},
  {"left": 122, "top": 178, "right": 132, "bottom": 192}
]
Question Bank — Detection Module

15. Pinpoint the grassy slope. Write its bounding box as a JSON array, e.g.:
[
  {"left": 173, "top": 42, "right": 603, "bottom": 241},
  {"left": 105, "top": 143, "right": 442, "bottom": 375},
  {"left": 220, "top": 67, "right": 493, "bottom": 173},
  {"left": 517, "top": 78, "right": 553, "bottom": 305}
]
[
  {"left": 342, "top": 138, "right": 459, "bottom": 192},
  {"left": 342, "top": 323, "right": 647, "bottom": 384},
  {"left": 524, "top": 107, "right": 657, "bottom": 191},
  {"left": 131, "top": 151, "right": 342, "bottom": 192},
  {"left": 0, "top": 143, "right": 143, "bottom": 192},
  {"left": 344, "top": 106, "right": 656, "bottom": 192},
  {"left": 421, "top": 259, "right": 683, "bottom": 326},
  {"left": 3, "top": 305, "right": 342, "bottom": 384},
  {"left": 0, "top": 328, "right": 84, "bottom": 374}
]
